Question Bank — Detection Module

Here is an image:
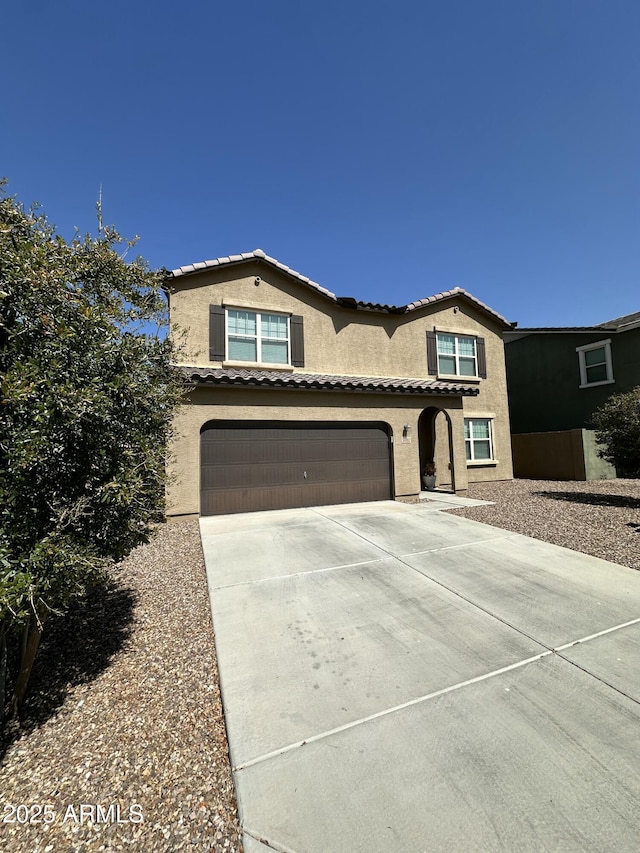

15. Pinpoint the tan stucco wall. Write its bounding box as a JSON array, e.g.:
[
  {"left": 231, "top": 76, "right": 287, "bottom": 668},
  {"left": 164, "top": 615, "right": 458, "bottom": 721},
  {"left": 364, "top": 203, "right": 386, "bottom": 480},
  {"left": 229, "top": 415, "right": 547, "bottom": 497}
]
[
  {"left": 167, "top": 262, "right": 513, "bottom": 515},
  {"left": 171, "top": 262, "right": 507, "bottom": 380},
  {"left": 166, "top": 387, "right": 470, "bottom": 517}
]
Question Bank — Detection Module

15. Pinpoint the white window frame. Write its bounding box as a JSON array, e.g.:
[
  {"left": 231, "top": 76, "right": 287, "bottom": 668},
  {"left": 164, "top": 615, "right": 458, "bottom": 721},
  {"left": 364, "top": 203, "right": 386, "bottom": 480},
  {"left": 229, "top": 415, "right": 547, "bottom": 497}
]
[
  {"left": 436, "top": 333, "right": 478, "bottom": 378},
  {"left": 576, "top": 339, "right": 614, "bottom": 389},
  {"left": 225, "top": 308, "right": 291, "bottom": 365},
  {"left": 464, "top": 417, "right": 495, "bottom": 463}
]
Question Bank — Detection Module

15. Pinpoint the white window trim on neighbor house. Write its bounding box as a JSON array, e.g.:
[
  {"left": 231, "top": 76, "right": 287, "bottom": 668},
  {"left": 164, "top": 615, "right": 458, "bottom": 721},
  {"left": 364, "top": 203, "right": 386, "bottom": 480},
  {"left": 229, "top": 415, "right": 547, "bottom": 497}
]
[
  {"left": 436, "top": 333, "right": 478, "bottom": 378},
  {"left": 225, "top": 308, "right": 291, "bottom": 367},
  {"left": 576, "top": 339, "right": 614, "bottom": 389},
  {"left": 464, "top": 416, "right": 495, "bottom": 465}
]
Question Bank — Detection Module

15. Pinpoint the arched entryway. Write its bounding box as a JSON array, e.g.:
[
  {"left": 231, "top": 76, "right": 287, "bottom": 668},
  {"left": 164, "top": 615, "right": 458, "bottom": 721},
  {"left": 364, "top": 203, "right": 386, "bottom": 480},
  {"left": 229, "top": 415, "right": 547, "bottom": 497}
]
[{"left": 418, "top": 407, "right": 455, "bottom": 493}]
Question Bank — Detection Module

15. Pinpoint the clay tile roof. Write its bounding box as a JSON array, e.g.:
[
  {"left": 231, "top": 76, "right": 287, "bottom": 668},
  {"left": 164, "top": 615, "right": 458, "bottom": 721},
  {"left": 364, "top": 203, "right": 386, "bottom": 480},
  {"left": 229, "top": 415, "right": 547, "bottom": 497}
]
[
  {"left": 405, "top": 286, "right": 511, "bottom": 326},
  {"left": 170, "top": 249, "right": 338, "bottom": 301},
  {"left": 168, "top": 250, "right": 512, "bottom": 327},
  {"left": 182, "top": 367, "right": 479, "bottom": 396}
]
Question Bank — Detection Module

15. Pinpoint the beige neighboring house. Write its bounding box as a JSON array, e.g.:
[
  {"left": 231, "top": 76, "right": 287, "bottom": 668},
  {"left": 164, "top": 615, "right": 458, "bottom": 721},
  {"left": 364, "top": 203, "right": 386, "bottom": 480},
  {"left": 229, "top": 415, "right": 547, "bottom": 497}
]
[{"left": 165, "top": 249, "right": 515, "bottom": 518}]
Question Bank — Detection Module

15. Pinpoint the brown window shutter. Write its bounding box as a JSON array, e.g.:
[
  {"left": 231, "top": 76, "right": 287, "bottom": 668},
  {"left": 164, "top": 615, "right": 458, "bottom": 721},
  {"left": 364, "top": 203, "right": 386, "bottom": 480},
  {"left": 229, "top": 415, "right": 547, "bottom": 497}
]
[
  {"left": 426, "top": 331, "right": 438, "bottom": 375},
  {"left": 209, "top": 305, "right": 225, "bottom": 361},
  {"left": 477, "top": 337, "right": 487, "bottom": 378},
  {"left": 290, "top": 315, "right": 305, "bottom": 367}
]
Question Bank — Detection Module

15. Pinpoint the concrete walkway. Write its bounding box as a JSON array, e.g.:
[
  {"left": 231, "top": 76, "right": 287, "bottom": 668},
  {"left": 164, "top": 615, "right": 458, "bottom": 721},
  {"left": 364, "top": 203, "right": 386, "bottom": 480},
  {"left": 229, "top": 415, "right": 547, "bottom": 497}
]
[{"left": 200, "top": 500, "right": 640, "bottom": 852}]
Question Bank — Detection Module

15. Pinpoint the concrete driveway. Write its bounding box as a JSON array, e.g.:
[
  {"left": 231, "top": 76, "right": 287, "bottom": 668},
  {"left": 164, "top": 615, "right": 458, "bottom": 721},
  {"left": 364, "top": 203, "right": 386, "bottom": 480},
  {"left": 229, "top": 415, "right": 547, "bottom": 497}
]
[{"left": 200, "top": 499, "right": 640, "bottom": 852}]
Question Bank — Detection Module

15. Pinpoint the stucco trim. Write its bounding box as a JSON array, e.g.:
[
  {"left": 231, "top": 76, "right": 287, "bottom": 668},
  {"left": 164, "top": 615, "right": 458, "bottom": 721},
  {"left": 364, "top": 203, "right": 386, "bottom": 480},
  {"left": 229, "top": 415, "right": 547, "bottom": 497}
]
[
  {"left": 222, "top": 361, "right": 295, "bottom": 372},
  {"left": 437, "top": 374, "right": 482, "bottom": 384}
]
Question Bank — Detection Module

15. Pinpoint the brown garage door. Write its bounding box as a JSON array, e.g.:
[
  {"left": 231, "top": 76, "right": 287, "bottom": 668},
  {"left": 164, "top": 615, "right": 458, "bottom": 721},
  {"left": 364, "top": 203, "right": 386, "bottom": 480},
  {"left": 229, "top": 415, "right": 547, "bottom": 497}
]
[{"left": 200, "top": 421, "right": 392, "bottom": 515}]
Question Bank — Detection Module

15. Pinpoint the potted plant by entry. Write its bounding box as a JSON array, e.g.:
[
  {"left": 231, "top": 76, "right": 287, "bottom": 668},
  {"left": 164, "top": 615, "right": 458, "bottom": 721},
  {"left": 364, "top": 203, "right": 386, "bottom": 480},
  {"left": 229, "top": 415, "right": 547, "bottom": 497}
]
[{"left": 422, "top": 462, "right": 437, "bottom": 491}]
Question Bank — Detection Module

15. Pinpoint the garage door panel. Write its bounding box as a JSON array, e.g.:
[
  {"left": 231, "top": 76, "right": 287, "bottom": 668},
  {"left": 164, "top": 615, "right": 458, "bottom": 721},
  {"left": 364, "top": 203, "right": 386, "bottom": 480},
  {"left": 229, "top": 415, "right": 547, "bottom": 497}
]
[
  {"left": 203, "top": 436, "right": 389, "bottom": 467},
  {"left": 303, "top": 459, "right": 390, "bottom": 483},
  {"left": 201, "top": 458, "right": 391, "bottom": 490},
  {"left": 200, "top": 422, "right": 392, "bottom": 515},
  {"left": 201, "top": 479, "right": 389, "bottom": 516}
]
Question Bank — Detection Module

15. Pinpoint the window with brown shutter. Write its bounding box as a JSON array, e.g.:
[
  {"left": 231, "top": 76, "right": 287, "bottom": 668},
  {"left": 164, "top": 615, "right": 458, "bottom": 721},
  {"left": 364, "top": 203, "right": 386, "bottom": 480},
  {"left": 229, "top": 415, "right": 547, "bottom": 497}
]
[
  {"left": 430, "top": 332, "right": 487, "bottom": 378},
  {"left": 476, "top": 337, "right": 487, "bottom": 378},
  {"left": 426, "top": 331, "right": 438, "bottom": 375},
  {"left": 216, "top": 307, "right": 303, "bottom": 367},
  {"left": 290, "top": 315, "right": 305, "bottom": 367},
  {"left": 209, "top": 305, "right": 225, "bottom": 361}
]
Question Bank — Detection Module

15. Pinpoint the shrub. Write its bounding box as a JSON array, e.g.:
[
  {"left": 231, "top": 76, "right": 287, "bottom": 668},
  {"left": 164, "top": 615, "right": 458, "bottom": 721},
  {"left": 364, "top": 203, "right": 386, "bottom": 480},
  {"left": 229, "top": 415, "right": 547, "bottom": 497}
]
[
  {"left": 0, "top": 181, "right": 185, "bottom": 718},
  {"left": 591, "top": 386, "right": 640, "bottom": 478}
]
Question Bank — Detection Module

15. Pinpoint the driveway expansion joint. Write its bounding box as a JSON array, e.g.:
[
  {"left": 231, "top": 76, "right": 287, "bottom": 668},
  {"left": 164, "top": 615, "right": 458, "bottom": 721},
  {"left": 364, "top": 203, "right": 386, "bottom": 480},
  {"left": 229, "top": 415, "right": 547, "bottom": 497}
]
[
  {"left": 554, "top": 653, "right": 640, "bottom": 708},
  {"left": 397, "top": 532, "right": 519, "bottom": 558},
  {"left": 232, "top": 650, "right": 554, "bottom": 773},
  {"left": 208, "top": 557, "right": 387, "bottom": 590},
  {"left": 244, "top": 828, "right": 298, "bottom": 853},
  {"left": 310, "top": 509, "right": 558, "bottom": 654},
  {"left": 550, "top": 617, "right": 640, "bottom": 708},
  {"left": 554, "top": 616, "right": 640, "bottom": 652}
]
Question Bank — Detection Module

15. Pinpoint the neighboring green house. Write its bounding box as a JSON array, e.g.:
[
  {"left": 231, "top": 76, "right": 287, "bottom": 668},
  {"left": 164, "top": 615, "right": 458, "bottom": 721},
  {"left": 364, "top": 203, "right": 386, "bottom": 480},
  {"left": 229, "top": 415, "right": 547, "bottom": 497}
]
[{"left": 504, "top": 311, "right": 640, "bottom": 480}]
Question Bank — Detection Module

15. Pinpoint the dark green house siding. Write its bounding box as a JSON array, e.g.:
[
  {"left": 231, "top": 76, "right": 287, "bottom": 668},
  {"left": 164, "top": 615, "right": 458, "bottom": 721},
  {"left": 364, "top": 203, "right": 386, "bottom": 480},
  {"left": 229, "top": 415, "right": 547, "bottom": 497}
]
[{"left": 506, "top": 328, "right": 640, "bottom": 434}]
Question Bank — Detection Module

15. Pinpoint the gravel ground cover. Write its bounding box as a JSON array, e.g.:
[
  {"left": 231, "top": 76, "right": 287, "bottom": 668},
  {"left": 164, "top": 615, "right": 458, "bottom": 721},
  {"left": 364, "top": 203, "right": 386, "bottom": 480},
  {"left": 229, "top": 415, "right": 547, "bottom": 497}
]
[
  {"left": 450, "top": 478, "right": 640, "bottom": 571},
  {"left": 0, "top": 520, "right": 242, "bottom": 853}
]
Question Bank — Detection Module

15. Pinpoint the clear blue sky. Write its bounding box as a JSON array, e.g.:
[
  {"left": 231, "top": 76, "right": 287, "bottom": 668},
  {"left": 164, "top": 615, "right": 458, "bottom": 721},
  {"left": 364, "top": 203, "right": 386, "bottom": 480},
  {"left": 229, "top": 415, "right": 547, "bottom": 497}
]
[{"left": 4, "top": 1, "right": 639, "bottom": 327}]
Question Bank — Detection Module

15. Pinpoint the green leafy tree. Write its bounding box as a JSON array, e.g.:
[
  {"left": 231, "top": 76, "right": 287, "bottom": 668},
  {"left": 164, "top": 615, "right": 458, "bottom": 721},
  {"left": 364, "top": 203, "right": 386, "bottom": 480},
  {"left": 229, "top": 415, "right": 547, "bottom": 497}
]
[
  {"left": 0, "top": 181, "right": 185, "bottom": 718},
  {"left": 591, "top": 386, "right": 640, "bottom": 478}
]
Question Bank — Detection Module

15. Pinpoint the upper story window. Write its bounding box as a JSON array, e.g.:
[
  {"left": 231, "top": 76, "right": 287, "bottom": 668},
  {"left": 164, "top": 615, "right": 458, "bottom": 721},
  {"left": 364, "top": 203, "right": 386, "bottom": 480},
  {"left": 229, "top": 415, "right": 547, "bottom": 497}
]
[
  {"left": 427, "top": 331, "right": 487, "bottom": 379},
  {"left": 209, "top": 304, "right": 305, "bottom": 367},
  {"left": 227, "top": 309, "right": 289, "bottom": 364},
  {"left": 437, "top": 333, "right": 477, "bottom": 376},
  {"left": 576, "top": 339, "right": 614, "bottom": 388}
]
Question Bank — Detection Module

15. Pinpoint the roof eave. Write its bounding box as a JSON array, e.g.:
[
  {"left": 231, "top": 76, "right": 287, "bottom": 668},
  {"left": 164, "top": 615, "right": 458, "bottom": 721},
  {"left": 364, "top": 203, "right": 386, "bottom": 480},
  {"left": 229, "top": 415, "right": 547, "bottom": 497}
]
[
  {"left": 182, "top": 367, "right": 479, "bottom": 397},
  {"left": 168, "top": 252, "right": 513, "bottom": 327}
]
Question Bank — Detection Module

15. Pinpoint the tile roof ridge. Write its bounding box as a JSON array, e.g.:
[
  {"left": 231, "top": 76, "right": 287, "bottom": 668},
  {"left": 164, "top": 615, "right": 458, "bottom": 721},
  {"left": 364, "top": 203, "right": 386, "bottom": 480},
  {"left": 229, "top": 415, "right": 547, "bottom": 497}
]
[
  {"left": 168, "top": 254, "right": 511, "bottom": 327},
  {"left": 404, "top": 286, "right": 510, "bottom": 327},
  {"left": 169, "top": 249, "right": 337, "bottom": 300}
]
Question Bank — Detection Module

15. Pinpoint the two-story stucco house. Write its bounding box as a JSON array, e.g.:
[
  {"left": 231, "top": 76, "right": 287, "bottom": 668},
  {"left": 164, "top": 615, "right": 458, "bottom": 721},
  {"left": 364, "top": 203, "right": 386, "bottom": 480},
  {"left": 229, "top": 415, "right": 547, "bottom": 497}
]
[{"left": 165, "top": 249, "right": 515, "bottom": 517}]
